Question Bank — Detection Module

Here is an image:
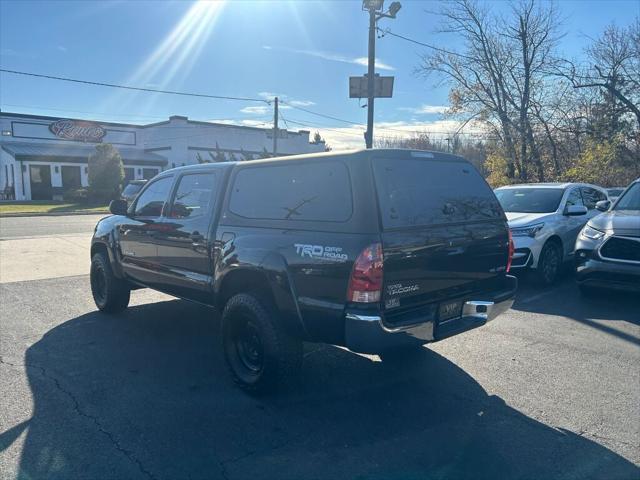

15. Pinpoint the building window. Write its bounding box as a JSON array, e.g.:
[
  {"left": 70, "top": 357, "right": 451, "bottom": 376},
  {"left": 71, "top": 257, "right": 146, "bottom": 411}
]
[
  {"left": 54, "top": 166, "right": 60, "bottom": 173},
  {"left": 84, "top": 167, "right": 88, "bottom": 174}
]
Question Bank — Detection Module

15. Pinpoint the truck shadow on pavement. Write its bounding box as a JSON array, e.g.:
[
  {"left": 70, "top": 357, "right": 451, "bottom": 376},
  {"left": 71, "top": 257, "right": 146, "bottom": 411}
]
[{"left": 7, "top": 298, "right": 639, "bottom": 480}]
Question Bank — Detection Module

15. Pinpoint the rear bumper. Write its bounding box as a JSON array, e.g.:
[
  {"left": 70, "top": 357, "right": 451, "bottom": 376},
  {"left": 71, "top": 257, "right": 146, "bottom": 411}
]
[{"left": 344, "top": 275, "right": 517, "bottom": 354}]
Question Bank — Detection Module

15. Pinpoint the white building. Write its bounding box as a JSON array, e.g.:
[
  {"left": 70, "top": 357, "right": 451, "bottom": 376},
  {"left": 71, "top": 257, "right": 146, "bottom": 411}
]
[{"left": 0, "top": 112, "right": 325, "bottom": 201}]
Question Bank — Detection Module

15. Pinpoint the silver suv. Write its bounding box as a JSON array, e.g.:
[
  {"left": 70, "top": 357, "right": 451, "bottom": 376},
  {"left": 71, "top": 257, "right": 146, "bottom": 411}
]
[{"left": 494, "top": 183, "right": 608, "bottom": 285}]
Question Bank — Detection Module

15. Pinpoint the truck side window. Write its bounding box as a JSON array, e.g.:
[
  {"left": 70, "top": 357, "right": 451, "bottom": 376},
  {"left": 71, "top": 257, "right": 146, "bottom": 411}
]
[
  {"left": 133, "top": 176, "right": 173, "bottom": 217},
  {"left": 229, "top": 161, "right": 353, "bottom": 222},
  {"left": 168, "top": 172, "right": 218, "bottom": 219}
]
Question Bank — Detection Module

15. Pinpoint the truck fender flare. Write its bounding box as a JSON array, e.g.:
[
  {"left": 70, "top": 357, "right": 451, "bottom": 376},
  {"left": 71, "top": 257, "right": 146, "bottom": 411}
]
[{"left": 259, "top": 252, "right": 309, "bottom": 339}]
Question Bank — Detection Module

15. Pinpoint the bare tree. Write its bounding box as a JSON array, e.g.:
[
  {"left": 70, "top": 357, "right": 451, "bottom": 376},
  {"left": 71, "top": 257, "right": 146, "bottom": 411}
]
[
  {"left": 564, "top": 20, "right": 640, "bottom": 127},
  {"left": 419, "top": 0, "right": 561, "bottom": 182}
]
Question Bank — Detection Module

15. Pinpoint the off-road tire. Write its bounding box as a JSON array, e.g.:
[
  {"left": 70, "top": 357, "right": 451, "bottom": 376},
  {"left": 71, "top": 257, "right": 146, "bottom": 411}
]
[
  {"left": 222, "top": 293, "right": 302, "bottom": 394},
  {"left": 90, "top": 252, "right": 130, "bottom": 313}
]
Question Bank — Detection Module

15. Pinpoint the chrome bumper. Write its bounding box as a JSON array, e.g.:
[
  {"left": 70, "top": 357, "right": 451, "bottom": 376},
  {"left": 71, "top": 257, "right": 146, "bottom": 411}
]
[{"left": 344, "top": 276, "right": 517, "bottom": 354}]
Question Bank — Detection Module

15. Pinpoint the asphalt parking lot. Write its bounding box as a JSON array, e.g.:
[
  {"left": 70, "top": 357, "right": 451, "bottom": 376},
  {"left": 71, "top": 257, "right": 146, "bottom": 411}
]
[{"left": 0, "top": 215, "right": 638, "bottom": 480}]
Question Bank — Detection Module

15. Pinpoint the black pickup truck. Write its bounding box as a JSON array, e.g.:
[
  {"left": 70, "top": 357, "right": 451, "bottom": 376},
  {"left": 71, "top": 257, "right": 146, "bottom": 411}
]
[{"left": 90, "top": 149, "right": 517, "bottom": 392}]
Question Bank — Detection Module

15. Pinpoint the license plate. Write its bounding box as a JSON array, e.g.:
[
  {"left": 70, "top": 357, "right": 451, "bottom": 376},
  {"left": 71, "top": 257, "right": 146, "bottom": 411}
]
[{"left": 439, "top": 300, "right": 462, "bottom": 321}]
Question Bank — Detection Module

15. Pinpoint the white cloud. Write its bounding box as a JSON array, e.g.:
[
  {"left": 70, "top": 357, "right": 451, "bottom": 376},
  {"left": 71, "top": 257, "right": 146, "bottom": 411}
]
[
  {"left": 353, "top": 57, "right": 395, "bottom": 71},
  {"left": 240, "top": 105, "right": 270, "bottom": 115},
  {"left": 206, "top": 119, "right": 272, "bottom": 128},
  {"left": 289, "top": 100, "right": 316, "bottom": 107},
  {"left": 262, "top": 45, "right": 394, "bottom": 71},
  {"left": 399, "top": 105, "right": 449, "bottom": 115},
  {"left": 57, "top": 45, "right": 68, "bottom": 53}
]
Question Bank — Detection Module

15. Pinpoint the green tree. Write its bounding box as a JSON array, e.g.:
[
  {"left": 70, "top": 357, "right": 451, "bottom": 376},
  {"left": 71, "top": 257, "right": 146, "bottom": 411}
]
[
  {"left": 88, "top": 143, "right": 124, "bottom": 202},
  {"left": 563, "top": 138, "right": 634, "bottom": 187}
]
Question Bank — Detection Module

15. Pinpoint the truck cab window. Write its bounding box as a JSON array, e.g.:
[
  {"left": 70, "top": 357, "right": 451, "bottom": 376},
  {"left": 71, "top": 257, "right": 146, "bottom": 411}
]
[
  {"left": 169, "top": 172, "right": 218, "bottom": 219},
  {"left": 133, "top": 176, "right": 173, "bottom": 217}
]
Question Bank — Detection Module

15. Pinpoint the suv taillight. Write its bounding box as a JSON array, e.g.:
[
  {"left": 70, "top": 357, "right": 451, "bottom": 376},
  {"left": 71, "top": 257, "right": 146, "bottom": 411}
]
[
  {"left": 347, "top": 243, "right": 383, "bottom": 303},
  {"left": 506, "top": 230, "right": 515, "bottom": 272}
]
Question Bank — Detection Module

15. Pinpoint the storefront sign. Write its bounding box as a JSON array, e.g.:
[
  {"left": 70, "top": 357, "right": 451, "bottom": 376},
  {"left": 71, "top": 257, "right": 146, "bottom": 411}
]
[{"left": 49, "top": 119, "right": 106, "bottom": 142}]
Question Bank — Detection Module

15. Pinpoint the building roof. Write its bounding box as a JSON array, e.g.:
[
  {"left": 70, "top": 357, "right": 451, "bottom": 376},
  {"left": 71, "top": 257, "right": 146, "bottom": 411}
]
[
  {"left": 0, "top": 111, "right": 309, "bottom": 137},
  {"left": 1, "top": 141, "right": 167, "bottom": 166}
]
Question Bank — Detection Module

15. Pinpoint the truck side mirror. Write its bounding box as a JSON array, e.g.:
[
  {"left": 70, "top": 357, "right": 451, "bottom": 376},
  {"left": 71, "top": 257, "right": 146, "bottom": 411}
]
[
  {"left": 595, "top": 200, "right": 611, "bottom": 212},
  {"left": 109, "top": 199, "right": 129, "bottom": 216}
]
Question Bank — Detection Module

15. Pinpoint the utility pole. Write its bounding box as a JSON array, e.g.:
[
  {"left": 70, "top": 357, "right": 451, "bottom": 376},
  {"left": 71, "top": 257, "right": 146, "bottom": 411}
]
[
  {"left": 365, "top": 9, "right": 376, "bottom": 149},
  {"left": 361, "top": 1, "right": 401, "bottom": 149},
  {"left": 272, "top": 96, "right": 279, "bottom": 157}
]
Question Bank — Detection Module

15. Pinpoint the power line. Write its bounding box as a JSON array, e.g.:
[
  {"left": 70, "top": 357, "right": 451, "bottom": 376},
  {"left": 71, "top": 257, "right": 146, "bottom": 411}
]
[
  {"left": 378, "top": 27, "right": 577, "bottom": 79},
  {"left": 0, "top": 69, "right": 268, "bottom": 104},
  {"left": 280, "top": 115, "right": 364, "bottom": 138},
  {"left": 377, "top": 27, "right": 477, "bottom": 62},
  {"left": 282, "top": 114, "right": 490, "bottom": 141},
  {"left": 279, "top": 100, "right": 363, "bottom": 126}
]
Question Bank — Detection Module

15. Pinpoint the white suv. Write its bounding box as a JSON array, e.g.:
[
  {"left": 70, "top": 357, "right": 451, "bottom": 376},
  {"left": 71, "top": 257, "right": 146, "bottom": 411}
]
[{"left": 494, "top": 183, "right": 608, "bottom": 285}]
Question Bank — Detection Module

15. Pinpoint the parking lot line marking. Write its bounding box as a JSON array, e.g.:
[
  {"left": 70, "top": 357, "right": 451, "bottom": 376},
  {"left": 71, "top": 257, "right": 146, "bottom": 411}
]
[{"left": 517, "top": 283, "right": 573, "bottom": 305}]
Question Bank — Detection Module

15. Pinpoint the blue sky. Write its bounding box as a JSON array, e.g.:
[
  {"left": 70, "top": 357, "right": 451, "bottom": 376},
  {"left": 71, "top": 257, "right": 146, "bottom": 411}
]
[{"left": 1, "top": 0, "right": 638, "bottom": 149}]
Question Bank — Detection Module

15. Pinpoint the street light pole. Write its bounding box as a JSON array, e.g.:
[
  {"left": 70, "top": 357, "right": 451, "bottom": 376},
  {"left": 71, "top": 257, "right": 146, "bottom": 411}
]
[
  {"left": 365, "top": 8, "right": 376, "bottom": 149},
  {"left": 362, "top": 1, "right": 401, "bottom": 149}
]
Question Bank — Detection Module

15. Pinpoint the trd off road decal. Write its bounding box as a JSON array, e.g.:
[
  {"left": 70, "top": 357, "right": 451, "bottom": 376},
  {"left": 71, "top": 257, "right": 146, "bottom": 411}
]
[{"left": 294, "top": 244, "right": 348, "bottom": 262}]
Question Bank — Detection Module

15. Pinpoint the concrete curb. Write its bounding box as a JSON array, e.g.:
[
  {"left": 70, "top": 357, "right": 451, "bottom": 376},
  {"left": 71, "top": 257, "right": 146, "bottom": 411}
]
[{"left": 0, "top": 210, "right": 109, "bottom": 218}]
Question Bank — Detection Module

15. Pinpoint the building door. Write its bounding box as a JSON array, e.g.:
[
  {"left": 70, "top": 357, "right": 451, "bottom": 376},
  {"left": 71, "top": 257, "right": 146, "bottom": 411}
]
[
  {"left": 61, "top": 166, "right": 82, "bottom": 195},
  {"left": 29, "top": 165, "right": 52, "bottom": 200}
]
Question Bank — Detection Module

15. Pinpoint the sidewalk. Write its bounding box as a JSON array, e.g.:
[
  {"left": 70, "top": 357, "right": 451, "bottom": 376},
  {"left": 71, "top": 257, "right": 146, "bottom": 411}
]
[{"left": 0, "top": 234, "right": 92, "bottom": 283}]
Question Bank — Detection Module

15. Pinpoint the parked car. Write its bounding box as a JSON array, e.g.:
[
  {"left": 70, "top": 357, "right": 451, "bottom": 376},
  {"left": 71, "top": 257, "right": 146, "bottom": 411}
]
[
  {"left": 494, "top": 183, "right": 608, "bottom": 285},
  {"left": 90, "top": 149, "right": 517, "bottom": 393},
  {"left": 575, "top": 178, "right": 640, "bottom": 294},
  {"left": 606, "top": 187, "right": 625, "bottom": 203},
  {"left": 121, "top": 179, "right": 147, "bottom": 203}
]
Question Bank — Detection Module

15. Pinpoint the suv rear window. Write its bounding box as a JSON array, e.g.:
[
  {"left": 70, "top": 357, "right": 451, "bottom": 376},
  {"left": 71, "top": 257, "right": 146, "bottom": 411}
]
[
  {"left": 229, "top": 161, "right": 353, "bottom": 222},
  {"left": 373, "top": 158, "right": 502, "bottom": 229}
]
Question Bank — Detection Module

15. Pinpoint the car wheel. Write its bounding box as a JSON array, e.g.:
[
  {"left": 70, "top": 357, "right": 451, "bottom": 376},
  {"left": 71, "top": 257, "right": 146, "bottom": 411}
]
[
  {"left": 535, "top": 241, "right": 562, "bottom": 286},
  {"left": 90, "top": 252, "right": 130, "bottom": 313},
  {"left": 222, "top": 293, "right": 302, "bottom": 394}
]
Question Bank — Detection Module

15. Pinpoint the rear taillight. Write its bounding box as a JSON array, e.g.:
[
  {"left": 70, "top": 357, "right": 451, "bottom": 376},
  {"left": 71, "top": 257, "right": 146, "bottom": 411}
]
[
  {"left": 347, "top": 243, "right": 383, "bottom": 303},
  {"left": 506, "top": 230, "right": 515, "bottom": 272}
]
